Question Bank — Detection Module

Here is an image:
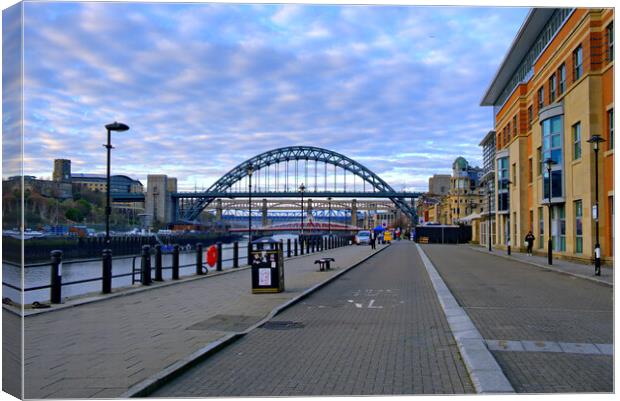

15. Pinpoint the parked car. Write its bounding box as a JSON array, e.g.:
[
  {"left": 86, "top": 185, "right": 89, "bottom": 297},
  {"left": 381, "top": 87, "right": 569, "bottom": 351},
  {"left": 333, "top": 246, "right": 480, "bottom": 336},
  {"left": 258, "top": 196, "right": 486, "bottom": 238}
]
[{"left": 355, "top": 230, "right": 371, "bottom": 245}]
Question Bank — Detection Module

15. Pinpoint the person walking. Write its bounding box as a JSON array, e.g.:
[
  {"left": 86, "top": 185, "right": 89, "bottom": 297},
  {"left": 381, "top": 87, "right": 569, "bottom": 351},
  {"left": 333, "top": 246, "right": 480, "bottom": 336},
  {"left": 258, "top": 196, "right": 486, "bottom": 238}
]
[
  {"left": 370, "top": 230, "right": 376, "bottom": 250},
  {"left": 525, "top": 231, "right": 535, "bottom": 256}
]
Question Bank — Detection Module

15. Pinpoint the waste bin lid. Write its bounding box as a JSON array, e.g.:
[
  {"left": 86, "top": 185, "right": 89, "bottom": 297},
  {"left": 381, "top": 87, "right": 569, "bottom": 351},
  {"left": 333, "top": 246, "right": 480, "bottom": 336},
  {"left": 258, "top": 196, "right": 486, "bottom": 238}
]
[{"left": 251, "top": 236, "right": 280, "bottom": 244}]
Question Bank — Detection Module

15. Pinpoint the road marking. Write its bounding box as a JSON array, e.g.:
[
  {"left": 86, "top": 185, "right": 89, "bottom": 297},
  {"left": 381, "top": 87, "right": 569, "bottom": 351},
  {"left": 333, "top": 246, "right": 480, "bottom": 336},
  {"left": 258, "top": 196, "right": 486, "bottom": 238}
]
[
  {"left": 485, "top": 339, "right": 613, "bottom": 356},
  {"left": 368, "top": 299, "right": 383, "bottom": 309}
]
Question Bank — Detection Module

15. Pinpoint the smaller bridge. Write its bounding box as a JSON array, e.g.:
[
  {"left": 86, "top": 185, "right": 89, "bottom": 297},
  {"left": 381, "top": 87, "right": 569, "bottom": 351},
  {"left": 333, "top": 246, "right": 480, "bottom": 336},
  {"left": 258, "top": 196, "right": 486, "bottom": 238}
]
[{"left": 230, "top": 221, "right": 360, "bottom": 233}]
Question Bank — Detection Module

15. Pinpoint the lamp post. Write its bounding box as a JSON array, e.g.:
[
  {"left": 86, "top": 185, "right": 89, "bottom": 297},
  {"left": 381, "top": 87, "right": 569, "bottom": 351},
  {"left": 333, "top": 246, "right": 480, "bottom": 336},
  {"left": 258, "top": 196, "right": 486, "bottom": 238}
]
[
  {"left": 587, "top": 135, "right": 606, "bottom": 275},
  {"left": 103, "top": 122, "right": 129, "bottom": 247},
  {"left": 299, "top": 183, "right": 306, "bottom": 236},
  {"left": 505, "top": 179, "right": 512, "bottom": 255},
  {"left": 327, "top": 197, "right": 332, "bottom": 235},
  {"left": 247, "top": 164, "right": 254, "bottom": 248},
  {"left": 544, "top": 158, "right": 556, "bottom": 265}
]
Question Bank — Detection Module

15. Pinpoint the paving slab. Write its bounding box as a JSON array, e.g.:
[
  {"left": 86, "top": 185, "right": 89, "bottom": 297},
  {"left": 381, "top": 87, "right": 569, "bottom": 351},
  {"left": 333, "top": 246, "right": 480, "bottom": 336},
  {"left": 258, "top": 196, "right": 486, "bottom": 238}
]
[{"left": 20, "top": 244, "right": 386, "bottom": 399}]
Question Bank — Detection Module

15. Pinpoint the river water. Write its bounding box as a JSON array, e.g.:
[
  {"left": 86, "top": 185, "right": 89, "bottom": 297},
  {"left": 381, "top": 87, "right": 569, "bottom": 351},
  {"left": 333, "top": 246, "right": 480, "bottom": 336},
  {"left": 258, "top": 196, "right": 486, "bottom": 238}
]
[{"left": 3, "top": 234, "right": 301, "bottom": 305}]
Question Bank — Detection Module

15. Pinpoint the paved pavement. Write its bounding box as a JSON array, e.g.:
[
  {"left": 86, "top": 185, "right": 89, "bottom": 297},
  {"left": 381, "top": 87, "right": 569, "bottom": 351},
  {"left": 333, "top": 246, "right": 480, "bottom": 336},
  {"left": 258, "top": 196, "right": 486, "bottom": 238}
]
[
  {"left": 422, "top": 244, "right": 613, "bottom": 393},
  {"left": 152, "top": 241, "right": 475, "bottom": 397},
  {"left": 471, "top": 245, "right": 613, "bottom": 286},
  {"left": 19, "top": 243, "right": 387, "bottom": 399}
]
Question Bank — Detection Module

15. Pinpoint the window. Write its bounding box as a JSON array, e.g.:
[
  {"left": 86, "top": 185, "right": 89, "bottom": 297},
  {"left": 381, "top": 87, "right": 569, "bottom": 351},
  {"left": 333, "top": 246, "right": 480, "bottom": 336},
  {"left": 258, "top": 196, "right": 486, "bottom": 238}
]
[
  {"left": 573, "top": 45, "right": 583, "bottom": 81},
  {"left": 575, "top": 200, "right": 583, "bottom": 253},
  {"left": 528, "top": 105, "right": 533, "bottom": 126},
  {"left": 528, "top": 158, "right": 533, "bottom": 183},
  {"left": 537, "top": 147, "right": 542, "bottom": 175},
  {"left": 572, "top": 122, "right": 581, "bottom": 160},
  {"left": 607, "top": 22, "right": 614, "bottom": 62},
  {"left": 551, "top": 205, "right": 566, "bottom": 252},
  {"left": 538, "top": 207, "right": 544, "bottom": 249},
  {"left": 507, "top": 122, "right": 511, "bottom": 141},
  {"left": 558, "top": 64, "right": 566, "bottom": 95},
  {"left": 497, "top": 157, "right": 509, "bottom": 211},
  {"left": 609, "top": 109, "right": 614, "bottom": 150},
  {"left": 513, "top": 116, "right": 517, "bottom": 137},
  {"left": 512, "top": 163, "right": 517, "bottom": 187},
  {"left": 529, "top": 210, "right": 534, "bottom": 232},
  {"left": 538, "top": 86, "right": 545, "bottom": 110},
  {"left": 549, "top": 74, "right": 556, "bottom": 102},
  {"left": 542, "top": 115, "right": 563, "bottom": 200}
]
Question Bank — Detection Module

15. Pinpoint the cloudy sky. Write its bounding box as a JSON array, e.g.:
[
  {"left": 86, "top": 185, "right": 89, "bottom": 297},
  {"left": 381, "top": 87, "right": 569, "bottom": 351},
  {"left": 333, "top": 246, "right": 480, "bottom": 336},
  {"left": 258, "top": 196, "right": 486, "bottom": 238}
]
[{"left": 5, "top": 2, "right": 529, "bottom": 191}]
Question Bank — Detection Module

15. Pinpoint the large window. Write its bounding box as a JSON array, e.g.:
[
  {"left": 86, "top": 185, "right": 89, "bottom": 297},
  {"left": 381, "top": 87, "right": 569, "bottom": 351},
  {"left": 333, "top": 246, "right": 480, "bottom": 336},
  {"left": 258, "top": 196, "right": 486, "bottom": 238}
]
[
  {"left": 497, "top": 157, "right": 509, "bottom": 211},
  {"left": 558, "top": 64, "right": 566, "bottom": 95},
  {"left": 607, "top": 22, "right": 614, "bottom": 62},
  {"left": 528, "top": 158, "right": 533, "bottom": 183},
  {"left": 513, "top": 116, "right": 517, "bottom": 137},
  {"left": 552, "top": 205, "right": 566, "bottom": 252},
  {"left": 549, "top": 74, "right": 557, "bottom": 102},
  {"left": 537, "top": 147, "right": 542, "bottom": 175},
  {"left": 542, "top": 115, "right": 563, "bottom": 200},
  {"left": 572, "top": 121, "right": 581, "bottom": 160},
  {"left": 573, "top": 45, "right": 583, "bottom": 81},
  {"left": 575, "top": 200, "right": 583, "bottom": 253},
  {"left": 528, "top": 105, "right": 533, "bottom": 126}
]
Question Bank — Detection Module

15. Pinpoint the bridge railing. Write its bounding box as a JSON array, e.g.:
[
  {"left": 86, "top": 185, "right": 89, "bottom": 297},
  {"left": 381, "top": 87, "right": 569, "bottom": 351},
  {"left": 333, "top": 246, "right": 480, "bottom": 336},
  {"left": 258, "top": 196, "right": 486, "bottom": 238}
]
[{"left": 2, "top": 234, "right": 355, "bottom": 307}]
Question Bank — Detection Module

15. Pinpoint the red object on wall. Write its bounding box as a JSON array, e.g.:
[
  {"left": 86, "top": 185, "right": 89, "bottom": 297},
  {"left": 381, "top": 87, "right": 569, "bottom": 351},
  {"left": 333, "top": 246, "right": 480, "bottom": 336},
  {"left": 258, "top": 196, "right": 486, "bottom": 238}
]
[{"left": 206, "top": 245, "right": 218, "bottom": 267}]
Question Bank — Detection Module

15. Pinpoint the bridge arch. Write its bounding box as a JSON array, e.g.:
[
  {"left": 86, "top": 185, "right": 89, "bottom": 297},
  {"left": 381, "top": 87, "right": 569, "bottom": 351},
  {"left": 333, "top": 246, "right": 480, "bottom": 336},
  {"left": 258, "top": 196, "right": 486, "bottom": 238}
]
[{"left": 180, "top": 145, "right": 416, "bottom": 221}]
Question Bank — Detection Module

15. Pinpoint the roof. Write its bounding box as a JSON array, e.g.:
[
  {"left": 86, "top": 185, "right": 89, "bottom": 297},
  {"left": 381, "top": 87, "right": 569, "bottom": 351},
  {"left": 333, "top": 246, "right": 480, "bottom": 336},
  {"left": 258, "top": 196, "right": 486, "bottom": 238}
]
[
  {"left": 72, "top": 173, "right": 142, "bottom": 184},
  {"left": 480, "top": 8, "right": 556, "bottom": 106},
  {"left": 479, "top": 130, "right": 496, "bottom": 146}
]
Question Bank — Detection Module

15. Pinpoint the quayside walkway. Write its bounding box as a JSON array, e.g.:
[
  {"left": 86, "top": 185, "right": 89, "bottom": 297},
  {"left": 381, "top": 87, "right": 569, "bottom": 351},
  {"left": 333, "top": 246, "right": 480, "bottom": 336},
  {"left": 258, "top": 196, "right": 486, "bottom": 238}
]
[{"left": 12, "top": 243, "right": 387, "bottom": 399}]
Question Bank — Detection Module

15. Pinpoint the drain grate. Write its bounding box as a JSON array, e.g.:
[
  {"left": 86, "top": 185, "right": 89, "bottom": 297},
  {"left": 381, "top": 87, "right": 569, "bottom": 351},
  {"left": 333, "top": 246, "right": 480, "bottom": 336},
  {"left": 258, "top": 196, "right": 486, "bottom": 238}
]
[{"left": 261, "top": 320, "right": 305, "bottom": 330}]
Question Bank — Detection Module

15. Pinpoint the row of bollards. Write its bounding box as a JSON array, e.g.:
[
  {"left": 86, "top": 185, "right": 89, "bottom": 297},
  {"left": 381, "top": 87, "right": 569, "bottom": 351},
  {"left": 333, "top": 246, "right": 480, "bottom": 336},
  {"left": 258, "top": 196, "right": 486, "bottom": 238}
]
[{"left": 47, "top": 236, "right": 352, "bottom": 304}]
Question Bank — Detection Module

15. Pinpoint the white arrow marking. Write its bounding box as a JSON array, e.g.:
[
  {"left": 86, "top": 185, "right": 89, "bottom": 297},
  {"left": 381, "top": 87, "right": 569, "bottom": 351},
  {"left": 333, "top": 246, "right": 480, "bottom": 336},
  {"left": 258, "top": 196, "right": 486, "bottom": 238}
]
[{"left": 368, "top": 299, "right": 383, "bottom": 309}]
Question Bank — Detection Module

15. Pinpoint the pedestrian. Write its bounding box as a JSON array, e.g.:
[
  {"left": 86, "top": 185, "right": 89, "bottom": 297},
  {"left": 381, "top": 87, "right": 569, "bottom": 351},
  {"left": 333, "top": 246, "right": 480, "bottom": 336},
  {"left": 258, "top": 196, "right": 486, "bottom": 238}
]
[
  {"left": 370, "top": 230, "right": 376, "bottom": 250},
  {"left": 525, "top": 231, "right": 535, "bottom": 256}
]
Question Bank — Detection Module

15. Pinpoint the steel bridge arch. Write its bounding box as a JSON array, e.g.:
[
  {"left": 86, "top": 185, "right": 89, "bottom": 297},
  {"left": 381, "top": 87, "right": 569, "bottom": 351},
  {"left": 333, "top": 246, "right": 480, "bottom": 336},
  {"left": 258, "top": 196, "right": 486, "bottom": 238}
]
[{"left": 180, "top": 145, "right": 416, "bottom": 221}]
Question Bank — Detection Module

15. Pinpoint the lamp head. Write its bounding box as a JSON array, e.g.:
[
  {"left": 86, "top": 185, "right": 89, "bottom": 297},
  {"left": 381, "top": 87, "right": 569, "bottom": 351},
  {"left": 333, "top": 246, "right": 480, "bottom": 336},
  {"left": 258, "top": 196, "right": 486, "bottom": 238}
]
[
  {"left": 299, "top": 183, "right": 305, "bottom": 192},
  {"left": 105, "top": 121, "right": 130, "bottom": 132},
  {"left": 544, "top": 157, "right": 556, "bottom": 170},
  {"left": 247, "top": 163, "right": 254, "bottom": 177},
  {"left": 587, "top": 134, "right": 606, "bottom": 151}
]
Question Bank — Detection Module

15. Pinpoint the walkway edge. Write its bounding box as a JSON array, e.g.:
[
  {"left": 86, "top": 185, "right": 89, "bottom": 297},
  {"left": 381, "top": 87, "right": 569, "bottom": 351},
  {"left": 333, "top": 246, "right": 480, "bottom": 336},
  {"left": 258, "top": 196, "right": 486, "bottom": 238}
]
[
  {"left": 470, "top": 247, "right": 612, "bottom": 288},
  {"left": 121, "top": 244, "right": 392, "bottom": 398},
  {"left": 415, "top": 244, "right": 515, "bottom": 394}
]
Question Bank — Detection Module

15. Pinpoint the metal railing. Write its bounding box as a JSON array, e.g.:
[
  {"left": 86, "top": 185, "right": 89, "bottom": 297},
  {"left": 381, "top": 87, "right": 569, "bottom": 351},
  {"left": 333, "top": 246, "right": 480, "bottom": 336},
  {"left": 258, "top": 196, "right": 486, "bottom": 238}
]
[{"left": 3, "top": 235, "right": 354, "bottom": 305}]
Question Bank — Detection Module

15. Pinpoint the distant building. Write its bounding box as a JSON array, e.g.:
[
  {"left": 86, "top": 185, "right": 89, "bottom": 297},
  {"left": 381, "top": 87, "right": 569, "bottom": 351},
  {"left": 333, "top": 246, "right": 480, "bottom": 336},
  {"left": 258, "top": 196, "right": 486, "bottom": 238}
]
[
  {"left": 449, "top": 157, "right": 483, "bottom": 224},
  {"left": 3, "top": 175, "right": 72, "bottom": 199},
  {"left": 428, "top": 174, "right": 450, "bottom": 196},
  {"left": 71, "top": 173, "right": 143, "bottom": 193},
  {"left": 145, "top": 174, "right": 178, "bottom": 225},
  {"left": 53, "top": 159, "right": 71, "bottom": 182},
  {"left": 479, "top": 130, "right": 497, "bottom": 247}
]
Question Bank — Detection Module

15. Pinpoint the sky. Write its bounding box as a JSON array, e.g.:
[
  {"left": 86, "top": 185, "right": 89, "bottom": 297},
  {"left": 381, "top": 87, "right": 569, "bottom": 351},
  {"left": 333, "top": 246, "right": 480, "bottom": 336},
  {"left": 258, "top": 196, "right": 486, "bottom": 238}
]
[{"left": 4, "top": 2, "right": 529, "bottom": 191}]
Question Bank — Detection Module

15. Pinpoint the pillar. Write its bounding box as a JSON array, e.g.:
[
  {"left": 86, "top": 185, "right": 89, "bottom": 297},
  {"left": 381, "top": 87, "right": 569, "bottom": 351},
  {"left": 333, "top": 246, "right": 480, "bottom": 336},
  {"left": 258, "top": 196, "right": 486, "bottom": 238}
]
[
  {"left": 262, "top": 199, "right": 268, "bottom": 227},
  {"left": 351, "top": 199, "right": 357, "bottom": 227},
  {"left": 215, "top": 199, "right": 222, "bottom": 221}
]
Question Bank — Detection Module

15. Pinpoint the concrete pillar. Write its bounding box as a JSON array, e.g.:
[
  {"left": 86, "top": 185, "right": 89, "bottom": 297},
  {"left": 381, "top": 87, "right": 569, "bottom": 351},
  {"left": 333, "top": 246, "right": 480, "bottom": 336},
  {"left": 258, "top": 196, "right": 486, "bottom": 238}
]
[
  {"left": 351, "top": 199, "right": 357, "bottom": 227},
  {"left": 215, "top": 199, "right": 222, "bottom": 221},
  {"left": 364, "top": 212, "right": 369, "bottom": 229},
  {"left": 262, "top": 199, "right": 268, "bottom": 227}
]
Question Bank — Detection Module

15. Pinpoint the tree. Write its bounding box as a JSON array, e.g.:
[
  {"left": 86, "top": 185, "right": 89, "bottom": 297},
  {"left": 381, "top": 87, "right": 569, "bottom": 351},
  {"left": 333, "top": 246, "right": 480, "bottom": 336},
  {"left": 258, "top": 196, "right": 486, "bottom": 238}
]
[{"left": 65, "top": 207, "right": 84, "bottom": 222}]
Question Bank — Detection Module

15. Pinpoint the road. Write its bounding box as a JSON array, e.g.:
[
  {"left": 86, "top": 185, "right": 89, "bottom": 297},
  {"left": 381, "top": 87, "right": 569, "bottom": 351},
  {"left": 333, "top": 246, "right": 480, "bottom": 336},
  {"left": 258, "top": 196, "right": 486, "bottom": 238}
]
[
  {"left": 152, "top": 241, "right": 475, "bottom": 396},
  {"left": 422, "top": 244, "right": 613, "bottom": 393}
]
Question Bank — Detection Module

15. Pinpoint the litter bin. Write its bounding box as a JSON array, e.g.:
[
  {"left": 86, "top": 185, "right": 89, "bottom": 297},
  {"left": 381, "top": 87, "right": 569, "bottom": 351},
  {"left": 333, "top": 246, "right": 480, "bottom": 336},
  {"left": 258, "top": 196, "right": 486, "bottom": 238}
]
[{"left": 251, "top": 237, "right": 284, "bottom": 293}]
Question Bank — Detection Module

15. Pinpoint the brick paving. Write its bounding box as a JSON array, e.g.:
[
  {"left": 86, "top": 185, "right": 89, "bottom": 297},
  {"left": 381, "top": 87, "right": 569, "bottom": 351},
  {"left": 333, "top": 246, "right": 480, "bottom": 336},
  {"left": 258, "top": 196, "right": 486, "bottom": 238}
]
[
  {"left": 20, "top": 244, "right": 385, "bottom": 399},
  {"left": 422, "top": 244, "right": 613, "bottom": 393},
  {"left": 152, "top": 241, "right": 475, "bottom": 397}
]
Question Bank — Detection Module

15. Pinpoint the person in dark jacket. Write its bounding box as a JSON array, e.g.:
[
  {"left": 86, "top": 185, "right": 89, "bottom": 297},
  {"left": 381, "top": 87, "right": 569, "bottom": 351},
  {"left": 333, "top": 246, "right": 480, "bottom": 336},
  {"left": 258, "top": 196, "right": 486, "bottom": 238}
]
[{"left": 525, "top": 231, "right": 535, "bottom": 256}]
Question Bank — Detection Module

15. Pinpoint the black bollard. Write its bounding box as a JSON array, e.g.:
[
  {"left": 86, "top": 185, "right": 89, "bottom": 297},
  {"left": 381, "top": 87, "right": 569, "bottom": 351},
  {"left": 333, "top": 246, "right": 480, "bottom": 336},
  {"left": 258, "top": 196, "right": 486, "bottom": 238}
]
[
  {"left": 233, "top": 241, "right": 239, "bottom": 268},
  {"left": 102, "top": 249, "right": 112, "bottom": 294},
  {"left": 294, "top": 239, "right": 298, "bottom": 256},
  {"left": 300, "top": 238, "right": 305, "bottom": 255},
  {"left": 287, "top": 238, "right": 292, "bottom": 257},
  {"left": 172, "top": 244, "right": 180, "bottom": 280},
  {"left": 154, "top": 245, "right": 163, "bottom": 281},
  {"left": 311, "top": 238, "right": 316, "bottom": 253},
  {"left": 196, "top": 243, "right": 204, "bottom": 275},
  {"left": 216, "top": 242, "right": 223, "bottom": 271},
  {"left": 141, "top": 245, "right": 152, "bottom": 285},
  {"left": 50, "top": 250, "right": 63, "bottom": 304}
]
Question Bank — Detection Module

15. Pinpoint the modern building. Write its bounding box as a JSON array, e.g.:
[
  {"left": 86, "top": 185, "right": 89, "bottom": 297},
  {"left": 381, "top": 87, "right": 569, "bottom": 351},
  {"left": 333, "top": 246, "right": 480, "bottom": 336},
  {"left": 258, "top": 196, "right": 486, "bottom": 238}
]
[
  {"left": 53, "top": 159, "right": 144, "bottom": 194},
  {"left": 479, "top": 130, "right": 497, "bottom": 248},
  {"left": 481, "top": 8, "right": 613, "bottom": 263},
  {"left": 448, "top": 157, "right": 483, "bottom": 224},
  {"left": 428, "top": 174, "right": 451, "bottom": 196}
]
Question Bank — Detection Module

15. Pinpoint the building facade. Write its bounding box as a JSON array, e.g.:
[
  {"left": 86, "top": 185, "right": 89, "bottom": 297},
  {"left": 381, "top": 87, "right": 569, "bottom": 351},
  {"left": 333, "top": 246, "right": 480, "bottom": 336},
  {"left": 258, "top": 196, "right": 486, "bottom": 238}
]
[
  {"left": 479, "top": 130, "right": 497, "bottom": 247},
  {"left": 428, "top": 174, "right": 451, "bottom": 196},
  {"left": 448, "top": 157, "right": 483, "bottom": 224},
  {"left": 481, "top": 8, "right": 614, "bottom": 263}
]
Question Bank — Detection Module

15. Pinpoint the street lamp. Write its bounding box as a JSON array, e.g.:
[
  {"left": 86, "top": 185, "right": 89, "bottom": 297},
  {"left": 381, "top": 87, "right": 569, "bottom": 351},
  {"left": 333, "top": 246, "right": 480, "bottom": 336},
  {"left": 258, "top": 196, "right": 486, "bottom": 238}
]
[
  {"left": 587, "top": 134, "right": 606, "bottom": 275},
  {"left": 299, "top": 183, "right": 306, "bottom": 237},
  {"left": 505, "top": 179, "right": 512, "bottom": 255},
  {"left": 247, "top": 164, "right": 254, "bottom": 247},
  {"left": 544, "top": 157, "right": 556, "bottom": 265},
  {"left": 103, "top": 121, "right": 129, "bottom": 247},
  {"left": 487, "top": 181, "right": 492, "bottom": 252},
  {"left": 327, "top": 197, "right": 332, "bottom": 235}
]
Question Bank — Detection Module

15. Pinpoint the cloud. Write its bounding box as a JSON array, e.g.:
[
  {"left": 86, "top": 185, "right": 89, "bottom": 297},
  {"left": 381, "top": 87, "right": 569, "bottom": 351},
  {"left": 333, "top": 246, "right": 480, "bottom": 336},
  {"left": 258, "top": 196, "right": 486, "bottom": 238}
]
[{"left": 8, "top": 3, "right": 529, "bottom": 192}]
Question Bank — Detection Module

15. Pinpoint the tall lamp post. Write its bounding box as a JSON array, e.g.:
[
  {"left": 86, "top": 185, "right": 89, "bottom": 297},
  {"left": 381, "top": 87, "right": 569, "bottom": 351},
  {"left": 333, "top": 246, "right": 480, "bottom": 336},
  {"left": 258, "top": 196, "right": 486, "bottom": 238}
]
[
  {"left": 104, "top": 121, "right": 130, "bottom": 246},
  {"left": 544, "top": 158, "right": 556, "bottom": 265},
  {"left": 327, "top": 197, "right": 332, "bottom": 235},
  {"left": 487, "top": 181, "right": 493, "bottom": 252},
  {"left": 299, "top": 183, "right": 306, "bottom": 236},
  {"left": 587, "top": 135, "right": 606, "bottom": 275},
  {"left": 247, "top": 164, "right": 254, "bottom": 248},
  {"left": 505, "top": 179, "right": 512, "bottom": 255}
]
